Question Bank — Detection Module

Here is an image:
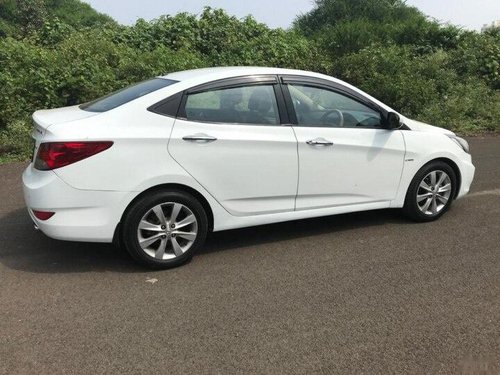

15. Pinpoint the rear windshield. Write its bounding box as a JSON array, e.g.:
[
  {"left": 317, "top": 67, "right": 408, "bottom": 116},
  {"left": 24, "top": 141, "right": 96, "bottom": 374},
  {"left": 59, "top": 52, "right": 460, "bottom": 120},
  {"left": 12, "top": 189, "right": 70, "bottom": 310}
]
[{"left": 80, "top": 78, "right": 178, "bottom": 112}]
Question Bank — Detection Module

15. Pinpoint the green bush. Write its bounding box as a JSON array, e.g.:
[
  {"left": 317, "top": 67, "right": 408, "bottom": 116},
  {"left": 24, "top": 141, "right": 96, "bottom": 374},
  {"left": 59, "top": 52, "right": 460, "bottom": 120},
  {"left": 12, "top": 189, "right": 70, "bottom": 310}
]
[
  {"left": 333, "top": 44, "right": 500, "bottom": 133},
  {"left": 449, "top": 30, "right": 500, "bottom": 89},
  {"left": 0, "top": 1, "right": 498, "bottom": 161},
  {"left": 0, "top": 119, "right": 33, "bottom": 163},
  {"left": 419, "top": 81, "right": 500, "bottom": 133}
]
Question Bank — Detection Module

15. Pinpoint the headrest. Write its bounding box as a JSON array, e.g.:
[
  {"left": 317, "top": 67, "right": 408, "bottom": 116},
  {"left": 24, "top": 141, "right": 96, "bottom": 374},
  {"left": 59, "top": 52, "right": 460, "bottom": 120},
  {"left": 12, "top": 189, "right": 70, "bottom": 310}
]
[
  {"left": 220, "top": 88, "right": 243, "bottom": 109},
  {"left": 248, "top": 88, "right": 272, "bottom": 113}
]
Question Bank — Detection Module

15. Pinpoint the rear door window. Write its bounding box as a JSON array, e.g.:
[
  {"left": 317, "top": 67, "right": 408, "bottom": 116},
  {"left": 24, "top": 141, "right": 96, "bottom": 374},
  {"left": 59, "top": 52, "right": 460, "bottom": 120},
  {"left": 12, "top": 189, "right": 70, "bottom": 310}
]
[{"left": 184, "top": 85, "right": 280, "bottom": 125}]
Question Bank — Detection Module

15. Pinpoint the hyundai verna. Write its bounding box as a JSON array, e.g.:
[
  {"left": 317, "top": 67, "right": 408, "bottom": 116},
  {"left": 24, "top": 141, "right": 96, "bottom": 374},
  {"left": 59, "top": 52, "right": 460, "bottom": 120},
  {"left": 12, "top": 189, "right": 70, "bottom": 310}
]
[{"left": 22, "top": 67, "right": 475, "bottom": 268}]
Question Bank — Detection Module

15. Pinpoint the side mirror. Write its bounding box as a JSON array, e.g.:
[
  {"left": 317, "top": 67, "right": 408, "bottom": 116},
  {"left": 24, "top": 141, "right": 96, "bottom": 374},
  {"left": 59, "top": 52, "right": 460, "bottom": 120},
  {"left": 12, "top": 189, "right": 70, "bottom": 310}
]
[{"left": 386, "top": 112, "right": 401, "bottom": 130}]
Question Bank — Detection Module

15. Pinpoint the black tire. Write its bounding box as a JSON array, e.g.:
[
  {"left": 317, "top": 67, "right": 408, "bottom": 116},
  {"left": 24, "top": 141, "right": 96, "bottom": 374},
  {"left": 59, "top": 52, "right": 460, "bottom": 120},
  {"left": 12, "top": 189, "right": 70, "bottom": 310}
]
[
  {"left": 402, "top": 161, "right": 457, "bottom": 222},
  {"left": 122, "top": 190, "right": 208, "bottom": 269}
]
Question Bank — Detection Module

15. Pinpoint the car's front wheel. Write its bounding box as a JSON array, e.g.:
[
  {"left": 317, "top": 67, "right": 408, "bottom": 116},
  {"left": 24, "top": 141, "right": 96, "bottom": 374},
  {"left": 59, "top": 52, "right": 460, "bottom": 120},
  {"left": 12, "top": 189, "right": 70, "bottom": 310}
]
[
  {"left": 403, "top": 161, "right": 457, "bottom": 222},
  {"left": 122, "top": 190, "right": 208, "bottom": 269}
]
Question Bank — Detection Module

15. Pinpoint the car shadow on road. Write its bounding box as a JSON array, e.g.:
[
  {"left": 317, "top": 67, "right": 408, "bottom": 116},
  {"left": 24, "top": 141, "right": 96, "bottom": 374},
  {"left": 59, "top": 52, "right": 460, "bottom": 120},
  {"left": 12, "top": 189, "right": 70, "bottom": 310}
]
[
  {"left": 0, "top": 207, "right": 408, "bottom": 274},
  {"left": 201, "top": 208, "right": 407, "bottom": 254}
]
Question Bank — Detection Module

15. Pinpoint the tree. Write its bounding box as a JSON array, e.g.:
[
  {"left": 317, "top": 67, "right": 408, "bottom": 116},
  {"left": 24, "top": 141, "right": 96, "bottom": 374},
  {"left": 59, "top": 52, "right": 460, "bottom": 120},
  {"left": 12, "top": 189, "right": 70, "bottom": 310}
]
[{"left": 294, "top": 0, "right": 461, "bottom": 56}]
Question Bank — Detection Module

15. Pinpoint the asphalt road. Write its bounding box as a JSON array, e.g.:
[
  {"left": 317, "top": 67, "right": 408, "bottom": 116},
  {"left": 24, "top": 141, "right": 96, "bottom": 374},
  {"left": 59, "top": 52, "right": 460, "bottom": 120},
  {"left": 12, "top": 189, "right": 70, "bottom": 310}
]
[{"left": 1, "top": 137, "right": 499, "bottom": 374}]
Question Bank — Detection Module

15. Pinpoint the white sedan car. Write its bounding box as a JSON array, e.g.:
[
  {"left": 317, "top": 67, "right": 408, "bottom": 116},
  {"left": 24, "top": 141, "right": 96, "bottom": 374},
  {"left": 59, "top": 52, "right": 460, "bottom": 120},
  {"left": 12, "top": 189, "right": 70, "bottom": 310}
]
[{"left": 23, "top": 67, "right": 475, "bottom": 268}]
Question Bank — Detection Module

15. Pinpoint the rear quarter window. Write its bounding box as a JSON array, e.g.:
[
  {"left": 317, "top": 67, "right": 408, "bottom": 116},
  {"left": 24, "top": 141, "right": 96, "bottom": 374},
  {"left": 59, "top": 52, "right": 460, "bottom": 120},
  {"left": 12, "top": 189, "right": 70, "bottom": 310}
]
[{"left": 80, "top": 78, "right": 178, "bottom": 112}]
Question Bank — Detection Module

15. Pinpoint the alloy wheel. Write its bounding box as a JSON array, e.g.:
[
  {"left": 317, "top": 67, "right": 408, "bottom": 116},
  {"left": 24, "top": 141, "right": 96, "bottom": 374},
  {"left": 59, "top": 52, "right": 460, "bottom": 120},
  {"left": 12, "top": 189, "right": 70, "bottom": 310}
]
[
  {"left": 416, "top": 170, "right": 452, "bottom": 216},
  {"left": 137, "top": 202, "right": 198, "bottom": 260}
]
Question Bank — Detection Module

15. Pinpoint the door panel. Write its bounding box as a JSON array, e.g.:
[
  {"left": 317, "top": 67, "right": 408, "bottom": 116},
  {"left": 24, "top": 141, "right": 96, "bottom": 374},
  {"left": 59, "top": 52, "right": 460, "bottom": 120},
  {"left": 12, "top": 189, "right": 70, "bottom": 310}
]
[
  {"left": 168, "top": 83, "right": 297, "bottom": 216},
  {"left": 293, "top": 127, "right": 405, "bottom": 209},
  {"left": 284, "top": 82, "right": 406, "bottom": 210},
  {"left": 169, "top": 120, "right": 298, "bottom": 216}
]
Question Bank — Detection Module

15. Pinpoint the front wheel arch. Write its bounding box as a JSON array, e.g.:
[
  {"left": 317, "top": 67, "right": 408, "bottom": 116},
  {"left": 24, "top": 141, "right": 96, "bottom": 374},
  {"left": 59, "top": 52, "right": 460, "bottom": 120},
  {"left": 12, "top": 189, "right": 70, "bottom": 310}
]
[
  {"left": 422, "top": 158, "right": 461, "bottom": 199},
  {"left": 401, "top": 157, "right": 462, "bottom": 204},
  {"left": 402, "top": 159, "right": 459, "bottom": 222}
]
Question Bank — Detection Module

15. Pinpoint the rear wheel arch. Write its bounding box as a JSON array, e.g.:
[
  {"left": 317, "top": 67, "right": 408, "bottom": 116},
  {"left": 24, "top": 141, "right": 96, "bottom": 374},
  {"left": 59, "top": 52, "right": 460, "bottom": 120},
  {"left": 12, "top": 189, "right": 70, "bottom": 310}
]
[{"left": 113, "top": 183, "right": 214, "bottom": 248}]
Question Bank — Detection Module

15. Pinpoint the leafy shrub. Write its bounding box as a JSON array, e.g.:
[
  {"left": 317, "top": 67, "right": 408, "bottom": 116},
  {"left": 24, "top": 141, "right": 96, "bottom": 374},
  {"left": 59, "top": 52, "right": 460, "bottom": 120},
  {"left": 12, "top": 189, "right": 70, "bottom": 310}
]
[
  {"left": 419, "top": 81, "right": 500, "bottom": 133},
  {"left": 0, "top": 2, "right": 498, "bottom": 161},
  {"left": 0, "top": 119, "right": 33, "bottom": 162},
  {"left": 333, "top": 44, "right": 499, "bottom": 133},
  {"left": 450, "top": 30, "right": 500, "bottom": 89}
]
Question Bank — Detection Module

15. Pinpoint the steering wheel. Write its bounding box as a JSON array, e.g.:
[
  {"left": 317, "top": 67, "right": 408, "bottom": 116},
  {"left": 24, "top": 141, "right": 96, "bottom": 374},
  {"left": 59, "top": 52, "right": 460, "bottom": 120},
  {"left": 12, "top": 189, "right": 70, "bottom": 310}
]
[{"left": 320, "top": 109, "right": 344, "bottom": 127}]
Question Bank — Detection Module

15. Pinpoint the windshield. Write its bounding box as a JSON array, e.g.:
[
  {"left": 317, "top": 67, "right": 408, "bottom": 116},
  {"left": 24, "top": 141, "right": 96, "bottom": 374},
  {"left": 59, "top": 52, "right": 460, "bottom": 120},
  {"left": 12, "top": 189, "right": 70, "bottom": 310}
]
[{"left": 80, "top": 78, "right": 178, "bottom": 112}]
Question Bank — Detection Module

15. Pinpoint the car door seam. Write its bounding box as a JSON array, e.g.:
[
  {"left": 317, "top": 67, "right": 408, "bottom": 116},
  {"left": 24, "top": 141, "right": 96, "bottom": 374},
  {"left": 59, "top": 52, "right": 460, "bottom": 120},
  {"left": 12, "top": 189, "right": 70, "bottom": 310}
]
[
  {"left": 392, "top": 130, "right": 408, "bottom": 207},
  {"left": 290, "top": 126, "right": 300, "bottom": 211}
]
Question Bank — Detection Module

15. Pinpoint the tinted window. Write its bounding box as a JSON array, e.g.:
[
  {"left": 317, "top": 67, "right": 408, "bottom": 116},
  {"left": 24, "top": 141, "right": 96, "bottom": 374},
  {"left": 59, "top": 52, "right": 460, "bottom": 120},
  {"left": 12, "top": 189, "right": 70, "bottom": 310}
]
[
  {"left": 184, "top": 85, "right": 280, "bottom": 125},
  {"left": 288, "top": 84, "right": 382, "bottom": 128},
  {"left": 81, "top": 78, "right": 178, "bottom": 112}
]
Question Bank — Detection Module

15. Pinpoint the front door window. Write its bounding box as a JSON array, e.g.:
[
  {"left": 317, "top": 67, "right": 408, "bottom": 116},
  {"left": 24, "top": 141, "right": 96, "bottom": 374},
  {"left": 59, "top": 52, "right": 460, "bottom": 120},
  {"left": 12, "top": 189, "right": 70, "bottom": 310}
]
[{"left": 288, "top": 84, "right": 382, "bottom": 128}]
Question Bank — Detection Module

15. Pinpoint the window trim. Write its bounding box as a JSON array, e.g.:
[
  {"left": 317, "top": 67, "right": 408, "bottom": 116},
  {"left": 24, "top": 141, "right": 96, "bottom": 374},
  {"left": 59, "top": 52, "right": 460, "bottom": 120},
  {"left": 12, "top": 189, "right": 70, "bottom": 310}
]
[
  {"left": 186, "top": 75, "right": 277, "bottom": 95},
  {"left": 147, "top": 73, "right": 409, "bottom": 130},
  {"left": 279, "top": 75, "right": 390, "bottom": 129},
  {"left": 147, "top": 91, "right": 183, "bottom": 118},
  {"left": 176, "top": 75, "right": 288, "bottom": 127}
]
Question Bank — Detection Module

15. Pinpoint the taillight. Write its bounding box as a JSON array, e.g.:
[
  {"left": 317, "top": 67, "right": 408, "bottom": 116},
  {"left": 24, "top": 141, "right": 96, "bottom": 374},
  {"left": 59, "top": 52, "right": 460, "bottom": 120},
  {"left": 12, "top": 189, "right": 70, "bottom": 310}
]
[{"left": 34, "top": 141, "right": 113, "bottom": 170}]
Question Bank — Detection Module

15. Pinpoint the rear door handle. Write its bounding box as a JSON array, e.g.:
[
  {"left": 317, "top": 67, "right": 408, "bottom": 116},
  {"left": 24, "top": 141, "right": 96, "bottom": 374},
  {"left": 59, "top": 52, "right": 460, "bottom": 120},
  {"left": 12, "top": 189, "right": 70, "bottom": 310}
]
[
  {"left": 182, "top": 133, "right": 217, "bottom": 143},
  {"left": 306, "top": 137, "right": 334, "bottom": 146}
]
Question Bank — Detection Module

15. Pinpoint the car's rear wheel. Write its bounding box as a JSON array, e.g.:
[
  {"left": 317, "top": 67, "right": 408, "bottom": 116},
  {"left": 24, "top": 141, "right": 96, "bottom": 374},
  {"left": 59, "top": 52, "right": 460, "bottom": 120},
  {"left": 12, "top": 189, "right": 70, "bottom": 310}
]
[
  {"left": 122, "top": 190, "right": 208, "bottom": 269},
  {"left": 403, "top": 161, "right": 457, "bottom": 222}
]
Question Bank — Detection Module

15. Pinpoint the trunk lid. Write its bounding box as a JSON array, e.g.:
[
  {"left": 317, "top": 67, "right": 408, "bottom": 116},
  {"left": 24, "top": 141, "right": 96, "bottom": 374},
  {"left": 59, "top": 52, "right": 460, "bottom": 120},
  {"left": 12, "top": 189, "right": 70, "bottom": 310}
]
[
  {"left": 31, "top": 105, "right": 100, "bottom": 161},
  {"left": 32, "top": 105, "right": 99, "bottom": 138}
]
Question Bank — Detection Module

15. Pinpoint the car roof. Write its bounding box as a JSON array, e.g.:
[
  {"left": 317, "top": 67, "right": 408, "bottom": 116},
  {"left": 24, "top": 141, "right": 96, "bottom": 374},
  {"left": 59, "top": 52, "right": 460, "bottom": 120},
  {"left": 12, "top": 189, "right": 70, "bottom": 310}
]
[{"left": 161, "top": 66, "right": 329, "bottom": 83}]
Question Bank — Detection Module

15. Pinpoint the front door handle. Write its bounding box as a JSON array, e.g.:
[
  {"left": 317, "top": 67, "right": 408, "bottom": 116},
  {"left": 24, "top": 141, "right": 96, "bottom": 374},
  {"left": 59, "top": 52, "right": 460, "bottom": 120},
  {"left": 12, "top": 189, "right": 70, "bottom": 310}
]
[
  {"left": 182, "top": 133, "right": 217, "bottom": 143},
  {"left": 306, "top": 137, "right": 334, "bottom": 146}
]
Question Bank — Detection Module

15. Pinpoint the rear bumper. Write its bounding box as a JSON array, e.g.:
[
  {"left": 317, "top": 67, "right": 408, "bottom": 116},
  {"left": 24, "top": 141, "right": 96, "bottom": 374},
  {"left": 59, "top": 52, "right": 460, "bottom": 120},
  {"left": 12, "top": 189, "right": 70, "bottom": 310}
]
[{"left": 22, "top": 164, "right": 134, "bottom": 242}]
